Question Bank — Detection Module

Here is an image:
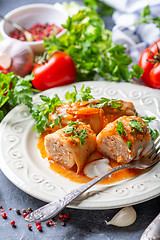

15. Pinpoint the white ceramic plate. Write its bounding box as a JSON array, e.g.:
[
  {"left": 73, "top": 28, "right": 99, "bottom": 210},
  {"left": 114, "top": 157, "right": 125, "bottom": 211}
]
[{"left": 0, "top": 81, "right": 160, "bottom": 210}]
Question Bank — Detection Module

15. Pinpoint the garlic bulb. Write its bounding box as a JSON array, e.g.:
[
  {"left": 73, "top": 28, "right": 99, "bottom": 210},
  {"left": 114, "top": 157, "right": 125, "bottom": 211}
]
[
  {"left": 105, "top": 206, "right": 137, "bottom": 227},
  {"left": 0, "top": 39, "right": 34, "bottom": 77}
]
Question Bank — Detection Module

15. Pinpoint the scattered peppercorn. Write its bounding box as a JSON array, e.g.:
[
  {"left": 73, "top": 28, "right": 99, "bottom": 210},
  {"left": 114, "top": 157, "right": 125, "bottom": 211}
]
[
  {"left": 1, "top": 212, "right": 7, "bottom": 219},
  {"left": 61, "top": 221, "right": 66, "bottom": 227},
  {"left": 23, "top": 212, "right": 28, "bottom": 218},
  {"left": 28, "top": 207, "right": 32, "bottom": 212},
  {"left": 9, "top": 208, "right": 12, "bottom": 211},
  {"left": 37, "top": 225, "right": 42, "bottom": 231},
  {"left": 46, "top": 220, "right": 50, "bottom": 227},
  {"left": 27, "top": 224, "right": 32, "bottom": 231},
  {"left": 16, "top": 209, "right": 21, "bottom": 215},
  {"left": 59, "top": 214, "right": 64, "bottom": 219},
  {"left": 22, "top": 208, "right": 26, "bottom": 213},
  {"left": 36, "top": 222, "right": 41, "bottom": 226},
  {"left": 10, "top": 221, "right": 16, "bottom": 227}
]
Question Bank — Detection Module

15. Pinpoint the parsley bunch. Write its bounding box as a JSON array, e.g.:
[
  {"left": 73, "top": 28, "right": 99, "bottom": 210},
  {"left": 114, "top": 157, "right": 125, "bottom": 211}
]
[
  {"left": 44, "top": 9, "right": 142, "bottom": 82},
  {"left": 0, "top": 72, "right": 34, "bottom": 121}
]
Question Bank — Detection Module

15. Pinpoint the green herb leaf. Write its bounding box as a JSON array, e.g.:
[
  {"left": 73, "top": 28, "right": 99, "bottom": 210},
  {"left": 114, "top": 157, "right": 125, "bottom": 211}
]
[
  {"left": 84, "top": 0, "right": 114, "bottom": 16},
  {"left": 65, "top": 85, "right": 94, "bottom": 103},
  {"left": 149, "top": 129, "right": 159, "bottom": 141},
  {"left": 135, "top": 5, "right": 160, "bottom": 28},
  {"left": 141, "top": 116, "right": 156, "bottom": 126},
  {"left": 54, "top": 115, "right": 62, "bottom": 127},
  {"left": 88, "top": 98, "right": 122, "bottom": 110},
  {"left": 116, "top": 121, "right": 126, "bottom": 137},
  {"left": 129, "top": 119, "right": 143, "bottom": 132},
  {"left": 130, "top": 64, "right": 144, "bottom": 79},
  {"left": 141, "top": 5, "right": 151, "bottom": 18},
  {"left": 63, "top": 122, "right": 88, "bottom": 146},
  {"left": 0, "top": 72, "right": 34, "bottom": 121},
  {"left": 63, "top": 126, "right": 76, "bottom": 134},
  {"left": 67, "top": 121, "right": 81, "bottom": 126},
  {"left": 127, "top": 141, "right": 132, "bottom": 150}
]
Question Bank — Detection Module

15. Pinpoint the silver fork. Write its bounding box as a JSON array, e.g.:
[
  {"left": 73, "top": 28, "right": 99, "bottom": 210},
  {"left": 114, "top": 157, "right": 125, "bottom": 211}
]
[{"left": 25, "top": 138, "right": 160, "bottom": 223}]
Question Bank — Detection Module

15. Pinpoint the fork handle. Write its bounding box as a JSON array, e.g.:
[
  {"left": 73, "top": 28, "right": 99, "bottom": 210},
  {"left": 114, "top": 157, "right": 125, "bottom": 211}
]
[{"left": 25, "top": 164, "right": 130, "bottom": 222}]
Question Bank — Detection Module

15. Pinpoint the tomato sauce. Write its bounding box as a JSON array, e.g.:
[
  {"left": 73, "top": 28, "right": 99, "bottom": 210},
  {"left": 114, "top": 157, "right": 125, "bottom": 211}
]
[{"left": 37, "top": 133, "right": 144, "bottom": 185}]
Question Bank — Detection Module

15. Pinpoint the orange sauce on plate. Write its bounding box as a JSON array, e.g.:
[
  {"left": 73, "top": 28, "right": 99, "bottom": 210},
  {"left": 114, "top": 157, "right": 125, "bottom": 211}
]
[{"left": 37, "top": 132, "right": 144, "bottom": 185}]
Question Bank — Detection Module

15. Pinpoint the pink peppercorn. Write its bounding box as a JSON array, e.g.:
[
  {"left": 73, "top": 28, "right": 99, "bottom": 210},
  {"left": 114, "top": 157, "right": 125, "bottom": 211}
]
[
  {"left": 23, "top": 212, "right": 28, "bottom": 218},
  {"left": 36, "top": 222, "right": 41, "bottom": 226},
  {"left": 37, "top": 225, "right": 42, "bottom": 231},
  {"left": 1, "top": 212, "right": 7, "bottom": 218},
  {"left": 10, "top": 221, "right": 15, "bottom": 226}
]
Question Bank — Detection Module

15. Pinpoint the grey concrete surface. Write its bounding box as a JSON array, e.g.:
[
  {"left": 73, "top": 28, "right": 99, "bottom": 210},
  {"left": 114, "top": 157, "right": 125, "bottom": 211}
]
[{"left": 0, "top": 0, "right": 160, "bottom": 239}]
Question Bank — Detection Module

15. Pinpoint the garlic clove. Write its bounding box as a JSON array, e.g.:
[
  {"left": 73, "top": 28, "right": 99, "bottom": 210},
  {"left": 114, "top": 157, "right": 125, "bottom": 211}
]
[
  {"left": 0, "top": 53, "right": 12, "bottom": 69},
  {"left": 105, "top": 206, "right": 137, "bottom": 227}
]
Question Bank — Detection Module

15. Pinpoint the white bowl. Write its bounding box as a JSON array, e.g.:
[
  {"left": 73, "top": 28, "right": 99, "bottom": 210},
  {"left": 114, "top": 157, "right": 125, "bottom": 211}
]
[{"left": 0, "top": 4, "right": 68, "bottom": 53}]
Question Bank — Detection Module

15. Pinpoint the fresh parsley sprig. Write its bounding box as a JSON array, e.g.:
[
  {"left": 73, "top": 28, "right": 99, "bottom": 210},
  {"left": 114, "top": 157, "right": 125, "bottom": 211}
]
[
  {"left": 0, "top": 72, "right": 34, "bottom": 121},
  {"left": 88, "top": 98, "right": 122, "bottom": 110},
  {"left": 31, "top": 94, "right": 62, "bottom": 133},
  {"left": 63, "top": 121, "right": 88, "bottom": 146},
  {"left": 141, "top": 115, "right": 159, "bottom": 141},
  {"left": 149, "top": 129, "right": 159, "bottom": 141},
  {"left": 65, "top": 85, "right": 94, "bottom": 103},
  {"left": 141, "top": 116, "right": 156, "bottom": 126},
  {"left": 135, "top": 5, "right": 160, "bottom": 28}
]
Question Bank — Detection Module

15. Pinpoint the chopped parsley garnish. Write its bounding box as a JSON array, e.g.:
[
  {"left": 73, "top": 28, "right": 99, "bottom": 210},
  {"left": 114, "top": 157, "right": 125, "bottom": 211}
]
[
  {"left": 127, "top": 141, "right": 132, "bottom": 150},
  {"left": 116, "top": 121, "right": 126, "bottom": 137},
  {"left": 149, "top": 129, "right": 159, "bottom": 141},
  {"left": 54, "top": 115, "right": 62, "bottom": 128},
  {"left": 63, "top": 121, "right": 88, "bottom": 146},
  {"left": 141, "top": 115, "right": 159, "bottom": 140},
  {"left": 31, "top": 94, "right": 62, "bottom": 133},
  {"left": 129, "top": 119, "right": 143, "bottom": 132},
  {"left": 67, "top": 121, "right": 81, "bottom": 126},
  {"left": 65, "top": 85, "right": 93, "bottom": 103},
  {"left": 88, "top": 98, "right": 122, "bottom": 110},
  {"left": 141, "top": 116, "right": 156, "bottom": 126}
]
